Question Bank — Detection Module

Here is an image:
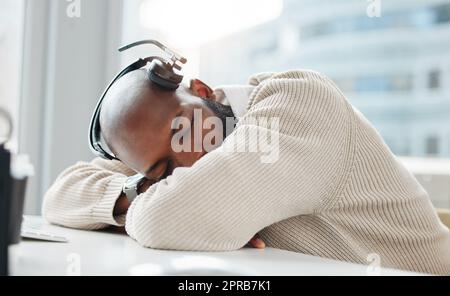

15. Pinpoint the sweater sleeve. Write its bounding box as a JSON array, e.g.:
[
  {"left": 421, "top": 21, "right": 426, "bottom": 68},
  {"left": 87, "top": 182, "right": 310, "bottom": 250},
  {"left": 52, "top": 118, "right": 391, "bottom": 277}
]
[
  {"left": 42, "top": 157, "right": 135, "bottom": 230},
  {"left": 125, "top": 70, "right": 355, "bottom": 251}
]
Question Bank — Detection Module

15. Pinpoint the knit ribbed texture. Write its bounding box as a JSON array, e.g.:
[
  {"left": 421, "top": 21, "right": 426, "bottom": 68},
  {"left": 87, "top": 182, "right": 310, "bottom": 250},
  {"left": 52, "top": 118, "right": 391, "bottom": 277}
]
[
  {"left": 42, "top": 71, "right": 450, "bottom": 275},
  {"left": 42, "top": 158, "right": 133, "bottom": 229}
]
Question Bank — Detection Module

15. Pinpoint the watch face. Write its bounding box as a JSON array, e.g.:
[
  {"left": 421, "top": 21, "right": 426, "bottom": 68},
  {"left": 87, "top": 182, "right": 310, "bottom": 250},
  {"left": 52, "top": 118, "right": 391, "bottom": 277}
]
[{"left": 126, "top": 173, "right": 145, "bottom": 188}]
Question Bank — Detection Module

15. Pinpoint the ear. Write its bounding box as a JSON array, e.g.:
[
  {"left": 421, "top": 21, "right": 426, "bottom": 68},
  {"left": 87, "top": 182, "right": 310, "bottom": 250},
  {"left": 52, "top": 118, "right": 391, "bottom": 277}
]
[{"left": 189, "top": 79, "right": 215, "bottom": 100}]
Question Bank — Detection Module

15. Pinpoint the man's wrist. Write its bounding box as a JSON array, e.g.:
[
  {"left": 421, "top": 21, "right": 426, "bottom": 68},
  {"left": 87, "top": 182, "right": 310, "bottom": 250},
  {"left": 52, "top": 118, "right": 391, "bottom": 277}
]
[
  {"left": 113, "top": 192, "right": 130, "bottom": 216},
  {"left": 113, "top": 176, "right": 153, "bottom": 216},
  {"left": 137, "top": 178, "right": 153, "bottom": 194},
  {"left": 122, "top": 174, "right": 146, "bottom": 202}
]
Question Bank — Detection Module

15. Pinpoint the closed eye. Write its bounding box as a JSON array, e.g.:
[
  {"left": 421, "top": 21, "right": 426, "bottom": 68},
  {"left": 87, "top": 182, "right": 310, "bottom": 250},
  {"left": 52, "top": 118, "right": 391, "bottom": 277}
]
[{"left": 161, "top": 159, "right": 173, "bottom": 180}]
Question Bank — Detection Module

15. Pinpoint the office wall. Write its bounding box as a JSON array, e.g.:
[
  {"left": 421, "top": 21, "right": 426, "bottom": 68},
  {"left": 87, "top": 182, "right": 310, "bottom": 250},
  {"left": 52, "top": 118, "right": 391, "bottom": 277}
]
[{"left": 20, "top": 0, "right": 123, "bottom": 214}]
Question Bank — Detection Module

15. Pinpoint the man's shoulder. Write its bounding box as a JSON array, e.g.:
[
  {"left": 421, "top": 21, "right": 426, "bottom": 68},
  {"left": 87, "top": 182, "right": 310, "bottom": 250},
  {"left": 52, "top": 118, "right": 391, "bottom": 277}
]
[
  {"left": 246, "top": 69, "right": 346, "bottom": 113},
  {"left": 247, "top": 69, "right": 328, "bottom": 87}
]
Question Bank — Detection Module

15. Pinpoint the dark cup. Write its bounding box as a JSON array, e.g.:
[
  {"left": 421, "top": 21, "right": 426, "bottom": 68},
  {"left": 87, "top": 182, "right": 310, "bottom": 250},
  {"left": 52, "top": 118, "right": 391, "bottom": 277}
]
[
  {"left": 8, "top": 177, "right": 28, "bottom": 245},
  {"left": 7, "top": 154, "right": 33, "bottom": 245},
  {"left": 0, "top": 144, "right": 11, "bottom": 276}
]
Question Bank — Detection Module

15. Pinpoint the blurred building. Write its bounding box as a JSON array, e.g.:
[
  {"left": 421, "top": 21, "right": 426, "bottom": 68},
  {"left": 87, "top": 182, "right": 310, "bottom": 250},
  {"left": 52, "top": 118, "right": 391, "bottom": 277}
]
[{"left": 199, "top": 0, "right": 450, "bottom": 157}]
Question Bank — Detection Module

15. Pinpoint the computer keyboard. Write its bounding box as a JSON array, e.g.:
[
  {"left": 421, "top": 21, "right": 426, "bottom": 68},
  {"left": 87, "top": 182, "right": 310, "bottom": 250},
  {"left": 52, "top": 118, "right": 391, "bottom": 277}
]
[{"left": 21, "top": 217, "right": 68, "bottom": 243}]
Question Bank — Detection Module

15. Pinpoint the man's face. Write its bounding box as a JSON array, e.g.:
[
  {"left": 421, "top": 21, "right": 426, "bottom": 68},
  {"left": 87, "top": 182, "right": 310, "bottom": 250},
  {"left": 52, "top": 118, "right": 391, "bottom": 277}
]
[{"left": 102, "top": 74, "right": 234, "bottom": 181}]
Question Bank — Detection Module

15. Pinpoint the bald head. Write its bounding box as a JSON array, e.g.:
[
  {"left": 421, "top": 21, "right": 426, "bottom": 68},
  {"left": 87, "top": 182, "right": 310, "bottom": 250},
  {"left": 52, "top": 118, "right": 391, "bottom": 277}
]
[{"left": 100, "top": 70, "right": 178, "bottom": 157}]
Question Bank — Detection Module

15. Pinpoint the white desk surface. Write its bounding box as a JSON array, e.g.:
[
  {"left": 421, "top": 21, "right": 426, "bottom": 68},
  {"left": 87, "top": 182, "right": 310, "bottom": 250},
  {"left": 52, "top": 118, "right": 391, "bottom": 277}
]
[{"left": 9, "top": 216, "right": 419, "bottom": 276}]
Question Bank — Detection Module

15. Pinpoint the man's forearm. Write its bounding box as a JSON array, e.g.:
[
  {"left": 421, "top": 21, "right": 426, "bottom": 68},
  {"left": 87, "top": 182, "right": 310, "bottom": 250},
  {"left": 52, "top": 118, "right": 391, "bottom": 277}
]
[{"left": 43, "top": 158, "right": 134, "bottom": 229}]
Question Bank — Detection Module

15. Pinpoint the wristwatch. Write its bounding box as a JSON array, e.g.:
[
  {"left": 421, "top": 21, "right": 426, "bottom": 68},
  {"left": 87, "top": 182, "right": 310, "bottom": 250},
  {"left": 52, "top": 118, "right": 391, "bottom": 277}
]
[{"left": 122, "top": 173, "right": 147, "bottom": 203}]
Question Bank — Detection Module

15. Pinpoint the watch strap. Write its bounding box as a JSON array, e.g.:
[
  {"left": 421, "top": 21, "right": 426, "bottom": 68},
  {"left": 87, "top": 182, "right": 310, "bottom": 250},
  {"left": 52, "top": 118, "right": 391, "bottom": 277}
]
[{"left": 122, "top": 174, "right": 146, "bottom": 203}]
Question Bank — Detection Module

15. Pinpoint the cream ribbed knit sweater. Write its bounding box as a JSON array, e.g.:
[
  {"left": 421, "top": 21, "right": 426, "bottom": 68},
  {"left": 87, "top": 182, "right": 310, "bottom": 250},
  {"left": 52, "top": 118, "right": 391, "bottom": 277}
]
[{"left": 42, "top": 71, "right": 450, "bottom": 275}]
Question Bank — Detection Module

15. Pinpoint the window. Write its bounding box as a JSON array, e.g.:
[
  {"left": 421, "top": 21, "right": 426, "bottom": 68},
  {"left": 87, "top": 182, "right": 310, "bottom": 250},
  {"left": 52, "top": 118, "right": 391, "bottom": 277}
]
[
  {"left": 425, "top": 136, "right": 440, "bottom": 156},
  {"left": 0, "top": 0, "right": 25, "bottom": 149},
  {"left": 122, "top": 0, "right": 283, "bottom": 78},
  {"left": 122, "top": 0, "right": 450, "bottom": 159},
  {"left": 352, "top": 74, "right": 412, "bottom": 92},
  {"left": 428, "top": 69, "right": 441, "bottom": 90},
  {"left": 300, "top": 3, "right": 450, "bottom": 40},
  {"left": 198, "top": 0, "right": 450, "bottom": 158}
]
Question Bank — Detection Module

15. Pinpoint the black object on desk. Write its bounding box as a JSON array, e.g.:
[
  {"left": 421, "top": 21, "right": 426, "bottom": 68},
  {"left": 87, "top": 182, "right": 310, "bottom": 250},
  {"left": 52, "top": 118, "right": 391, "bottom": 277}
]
[
  {"left": 0, "top": 143, "right": 11, "bottom": 276},
  {"left": 0, "top": 107, "right": 31, "bottom": 276}
]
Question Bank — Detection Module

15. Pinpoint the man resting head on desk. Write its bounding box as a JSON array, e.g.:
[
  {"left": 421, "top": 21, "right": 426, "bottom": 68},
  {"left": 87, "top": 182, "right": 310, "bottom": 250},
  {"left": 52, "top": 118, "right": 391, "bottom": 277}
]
[{"left": 43, "top": 70, "right": 450, "bottom": 275}]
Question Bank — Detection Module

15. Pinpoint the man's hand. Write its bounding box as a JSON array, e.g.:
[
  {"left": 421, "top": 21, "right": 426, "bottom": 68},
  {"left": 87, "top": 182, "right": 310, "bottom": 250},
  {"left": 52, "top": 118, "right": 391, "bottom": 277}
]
[
  {"left": 113, "top": 193, "right": 130, "bottom": 216},
  {"left": 247, "top": 234, "right": 265, "bottom": 249}
]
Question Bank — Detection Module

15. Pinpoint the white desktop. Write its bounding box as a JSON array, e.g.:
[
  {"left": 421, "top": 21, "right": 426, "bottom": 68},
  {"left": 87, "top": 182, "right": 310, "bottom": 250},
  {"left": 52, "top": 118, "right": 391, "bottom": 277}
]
[{"left": 8, "top": 215, "right": 421, "bottom": 276}]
